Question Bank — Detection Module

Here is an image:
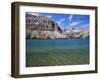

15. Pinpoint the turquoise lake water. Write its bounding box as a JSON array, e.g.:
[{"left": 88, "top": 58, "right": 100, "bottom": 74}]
[{"left": 26, "top": 39, "right": 89, "bottom": 67}]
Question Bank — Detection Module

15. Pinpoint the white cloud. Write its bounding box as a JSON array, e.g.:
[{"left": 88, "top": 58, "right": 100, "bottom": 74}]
[
  {"left": 57, "top": 21, "right": 61, "bottom": 26},
  {"left": 56, "top": 18, "right": 66, "bottom": 30},
  {"left": 60, "top": 18, "right": 66, "bottom": 22},
  {"left": 69, "top": 22, "right": 79, "bottom": 26},
  {"left": 66, "top": 21, "right": 80, "bottom": 29},
  {"left": 57, "top": 18, "right": 66, "bottom": 25},
  {"left": 66, "top": 21, "right": 89, "bottom": 30},
  {"left": 80, "top": 23, "right": 89, "bottom": 29},
  {"left": 46, "top": 15, "right": 53, "bottom": 18},
  {"left": 69, "top": 15, "right": 73, "bottom": 22}
]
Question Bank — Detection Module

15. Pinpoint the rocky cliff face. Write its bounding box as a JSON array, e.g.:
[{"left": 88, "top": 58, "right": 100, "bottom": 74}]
[
  {"left": 63, "top": 27, "right": 89, "bottom": 39},
  {"left": 26, "top": 14, "right": 89, "bottom": 39},
  {"left": 26, "top": 14, "right": 63, "bottom": 39}
]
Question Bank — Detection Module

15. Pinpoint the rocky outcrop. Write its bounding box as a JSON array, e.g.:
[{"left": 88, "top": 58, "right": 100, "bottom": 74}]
[
  {"left": 63, "top": 27, "right": 89, "bottom": 39},
  {"left": 26, "top": 13, "right": 89, "bottom": 39},
  {"left": 26, "top": 14, "right": 63, "bottom": 39}
]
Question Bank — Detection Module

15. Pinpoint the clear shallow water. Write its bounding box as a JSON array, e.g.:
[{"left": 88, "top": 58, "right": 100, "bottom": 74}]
[
  {"left": 26, "top": 39, "right": 89, "bottom": 67},
  {"left": 26, "top": 39, "right": 89, "bottom": 47}
]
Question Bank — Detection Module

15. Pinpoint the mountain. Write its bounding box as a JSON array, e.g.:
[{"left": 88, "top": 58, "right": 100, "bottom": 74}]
[
  {"left": 26, "top": 14, "right": 89, "bottom": 39},
  {"left": 63, "top": 27, "right": 89, "bottom": 39},
  {"left": 26, "top": 14, "right": 64, "bottom": 39}
]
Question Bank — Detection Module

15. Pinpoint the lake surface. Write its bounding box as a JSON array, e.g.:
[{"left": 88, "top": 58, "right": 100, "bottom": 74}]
[{"left": 26, "top": 39, "right": 89, "bottom": 67}]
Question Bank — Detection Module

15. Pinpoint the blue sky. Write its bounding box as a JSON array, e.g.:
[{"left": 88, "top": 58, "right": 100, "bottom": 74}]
[{"left": 27, "top": 12, "right": 90, "bottom": 30}]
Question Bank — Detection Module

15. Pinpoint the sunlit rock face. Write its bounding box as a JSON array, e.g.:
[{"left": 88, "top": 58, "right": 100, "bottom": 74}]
[
  {"left": 26, "top": 14, "right": 57, "bottom": 31},
  {"left": 63, "top": 27, "right": 89, "bottom": 39},
  {"left": 26, "top": 14, "right": 63, "bottom": 39}
]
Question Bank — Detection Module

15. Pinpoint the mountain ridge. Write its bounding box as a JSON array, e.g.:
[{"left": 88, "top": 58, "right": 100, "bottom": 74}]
[{"left": 26, "top": 14, "right": 89, "bottom": 39}]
